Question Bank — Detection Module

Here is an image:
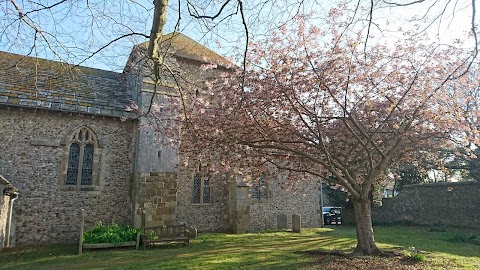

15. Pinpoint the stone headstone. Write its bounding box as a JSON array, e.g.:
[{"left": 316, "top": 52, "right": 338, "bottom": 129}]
[
  {"left": 292, "top": 214, "right": 301, "bottom": 233},
  {"left": 277, "top": 214, "right": 288, "bottom": 229}
]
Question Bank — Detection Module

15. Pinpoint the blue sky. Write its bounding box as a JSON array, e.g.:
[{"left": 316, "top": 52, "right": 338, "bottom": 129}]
[
  {"left": 0, "top": 0, "right": 251, "bottom": 72},
  {"left": 0, "top": 0, "right": 475, "bottom": 72}
]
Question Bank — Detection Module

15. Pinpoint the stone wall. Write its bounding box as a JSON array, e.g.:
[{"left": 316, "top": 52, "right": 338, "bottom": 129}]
[
  {"left": 228, "top": 179, "right": 250, "bottom": 233},
  {"left": 176, "top": 167, "right": 322, "bottom": 233},
  {"left": 175, "top": 165, "right": 231, "bottom": 232},
  {"left": 248, "top": 175, "right": 321, "bottom": 231},
  {"left": 133, "top": 172, "right": 177, "bottom": 228},
  {"left": 371, "top": 181, "right": 480, "bottom": 228},
  {"left": 0, "top": 107, "right": 136, "bottom": 244},
  {"left": 134, "top": 90, "right": 179, "bottom": 174}
]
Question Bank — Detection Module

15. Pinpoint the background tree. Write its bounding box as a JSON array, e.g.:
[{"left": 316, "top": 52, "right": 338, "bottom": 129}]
[
  {"left": 392, "top": 163, "right": 428, "bottom": 192},
  {"left": 322, "top": 183, "right": 352, "bottom": 208},
  {"left": 442, "top": 75, "right": 480, "bottom": 181}
]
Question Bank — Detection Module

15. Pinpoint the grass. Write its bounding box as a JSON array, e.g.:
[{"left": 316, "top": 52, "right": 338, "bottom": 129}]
[{"left": 1, "top": 226, "right": 479, "bottom": 270}]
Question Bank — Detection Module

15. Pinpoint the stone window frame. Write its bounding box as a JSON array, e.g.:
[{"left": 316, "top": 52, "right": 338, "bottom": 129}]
[
  {"left": 251, "top": 174, "right": 270, "bottom": 202},
  {"left": 192, "top": 164, "right": 212, "bottom": 205},
  {"left": 58, "top": 126, "right": 104, "bottom": 191}
]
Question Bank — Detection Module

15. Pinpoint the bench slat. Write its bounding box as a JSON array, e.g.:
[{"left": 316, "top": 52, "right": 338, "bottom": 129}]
[{"left": 142, "top": 224, "right": 190, "bottom": 248}]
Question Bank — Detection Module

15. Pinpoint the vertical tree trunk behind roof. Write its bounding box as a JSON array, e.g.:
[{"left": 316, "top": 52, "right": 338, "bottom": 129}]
[{"left": 148, "top": 0, "right": 169, "bottom": 63}]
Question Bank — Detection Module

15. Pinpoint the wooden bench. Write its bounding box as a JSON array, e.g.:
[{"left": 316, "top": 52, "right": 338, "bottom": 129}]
[{"left": 141, "top": 224, "right": 189, "bottom": 248}]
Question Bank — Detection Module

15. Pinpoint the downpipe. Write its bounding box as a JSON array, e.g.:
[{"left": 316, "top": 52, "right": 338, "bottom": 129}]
[{"left": 6, "top": 192, "right": 18, "bottom": 247}]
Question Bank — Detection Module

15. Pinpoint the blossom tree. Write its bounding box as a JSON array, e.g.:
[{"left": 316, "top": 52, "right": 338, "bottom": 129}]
[{"left": 169, "top": 12, "right": 470, "bottom": 255}]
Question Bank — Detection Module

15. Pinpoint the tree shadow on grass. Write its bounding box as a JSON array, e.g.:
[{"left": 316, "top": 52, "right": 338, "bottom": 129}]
[
  {"left": 319, "top": 226, "right": 480, "bottom": 258},
  {"left": 301, "top": 249, "right": 427, "bottom": 270}
]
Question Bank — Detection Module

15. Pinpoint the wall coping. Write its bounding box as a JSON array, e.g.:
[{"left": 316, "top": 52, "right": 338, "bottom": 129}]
[{"left": 404, "top": 180, "right": 479, "bottom": 189}]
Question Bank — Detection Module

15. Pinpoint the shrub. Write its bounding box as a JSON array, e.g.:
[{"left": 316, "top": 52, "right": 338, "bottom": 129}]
[{"left": 83, "top": 221, "right": 141, "bottom": 244}]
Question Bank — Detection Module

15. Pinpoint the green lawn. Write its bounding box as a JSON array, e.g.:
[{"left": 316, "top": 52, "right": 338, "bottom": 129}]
[{"left": 1, "top": 226, "right": 479, "bottom": 270}]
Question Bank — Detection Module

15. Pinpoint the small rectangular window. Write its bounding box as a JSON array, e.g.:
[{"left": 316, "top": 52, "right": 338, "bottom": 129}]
[
  {"left": 193, "top": 175, "right": 201, "bottom": 204},
  {"left": 193, "top": 174, "right": 211, "bottom": 204},
  {"left": 251, "top": 186, "right": 259, "bottom": 198},
  {"left": 251, "top": 175, "right": 268, "bottom": 200}
]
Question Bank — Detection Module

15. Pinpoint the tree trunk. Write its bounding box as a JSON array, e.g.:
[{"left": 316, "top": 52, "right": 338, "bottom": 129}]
[{"left": 352, "top": 198, "right": 381, "bottom": 256}]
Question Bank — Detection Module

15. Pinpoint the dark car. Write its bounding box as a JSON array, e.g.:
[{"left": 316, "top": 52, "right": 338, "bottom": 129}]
[{"left": 322, "top": 207, "right": 342, "bottom": 225}]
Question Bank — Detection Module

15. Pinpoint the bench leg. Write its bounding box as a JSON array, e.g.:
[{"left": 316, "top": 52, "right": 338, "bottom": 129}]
[{"left": 136, "top": 234, "right": 140, "bottom": 250}]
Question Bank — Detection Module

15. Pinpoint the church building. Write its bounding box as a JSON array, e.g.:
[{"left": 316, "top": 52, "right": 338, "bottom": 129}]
[{"left": 0, "top": 33, "right": 321, "bottom": 246}]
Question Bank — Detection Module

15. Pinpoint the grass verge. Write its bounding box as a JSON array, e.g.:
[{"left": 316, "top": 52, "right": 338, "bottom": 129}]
[{"left": 1, "top": 226, "right": 479, "bottom": 270}]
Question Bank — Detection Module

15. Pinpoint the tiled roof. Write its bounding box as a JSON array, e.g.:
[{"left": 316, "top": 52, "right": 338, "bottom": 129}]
[
  {"left": 136, "top": 32, "right": 233, "bottom": 68},
  {"left": 0, "top": 51, "right": 132, "bottom": 117}
]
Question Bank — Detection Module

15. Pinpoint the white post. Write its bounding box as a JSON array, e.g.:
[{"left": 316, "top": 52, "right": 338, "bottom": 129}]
[
  {"left": 79, "top": 209, "right": 85, "bottom": 255},
  {"left": 320, "top": 179, "right": 324, "bottom": 228}
]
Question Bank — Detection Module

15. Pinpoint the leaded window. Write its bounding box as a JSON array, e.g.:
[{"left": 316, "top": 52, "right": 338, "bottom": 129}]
[
  {"left": 66, "top": 127, "right": 96, "bottom": 187},
  {"left": 193, "top": 166, "right": 211, "bottom": 204},
  {"left": 203, "top": 177, "right": 210, "bottom": 203},
  {"left": 251, "top": 175, "right": 268, "bottom": 200},
  {"left": 251, "top": 186, "right": 259, "bottom": 199},
  {"left": 66, "top": 143, "right": 80, "bottom": 185},
  {"left": 259, "top": 175, "right": 268, "bottom": 199},
  {"left": 193, "top": 175, "right": 201, "bottom": 203}
]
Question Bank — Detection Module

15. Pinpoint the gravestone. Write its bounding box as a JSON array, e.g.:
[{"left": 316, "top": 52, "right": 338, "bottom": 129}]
[
  {"left": 277, "top": 214, "right": 288, "bottom": 229},
  {"left": 292, "top": 214, "right": 301, "bottom": 233}
]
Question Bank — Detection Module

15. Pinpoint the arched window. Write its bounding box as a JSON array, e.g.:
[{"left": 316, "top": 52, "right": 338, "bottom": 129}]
[
  {"left": 59, "top": 126, "right": 102, "bottom": 191},
  {"left": 65, "top": 127, "right": 96, "bottom": 187}
]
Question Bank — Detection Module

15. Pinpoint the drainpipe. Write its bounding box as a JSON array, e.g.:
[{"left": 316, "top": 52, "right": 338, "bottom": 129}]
[
  {"left": 6, "top": 192, "right": 19, "bottom": 247},
  {"left": 320, "top": 179, "right": 324, "bottom": 228}
]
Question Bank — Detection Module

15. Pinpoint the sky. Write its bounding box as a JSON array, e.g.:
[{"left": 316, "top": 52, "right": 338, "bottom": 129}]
[
  {"left": 0, "top": 0, "right": 477, "bottom": 72},
  {"left": 0, "top": 0, "right": 252, "bottom": 72}
]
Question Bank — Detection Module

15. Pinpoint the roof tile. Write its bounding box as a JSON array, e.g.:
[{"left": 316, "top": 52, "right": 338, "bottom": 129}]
[{"left": 0, "top": 51, "right": 133, "bottom": 117}]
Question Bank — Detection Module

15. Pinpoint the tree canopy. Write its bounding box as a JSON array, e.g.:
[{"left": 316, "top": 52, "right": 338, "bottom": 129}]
[{"left": 164, "top": 10, "right": 473, "bottom": 254}]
